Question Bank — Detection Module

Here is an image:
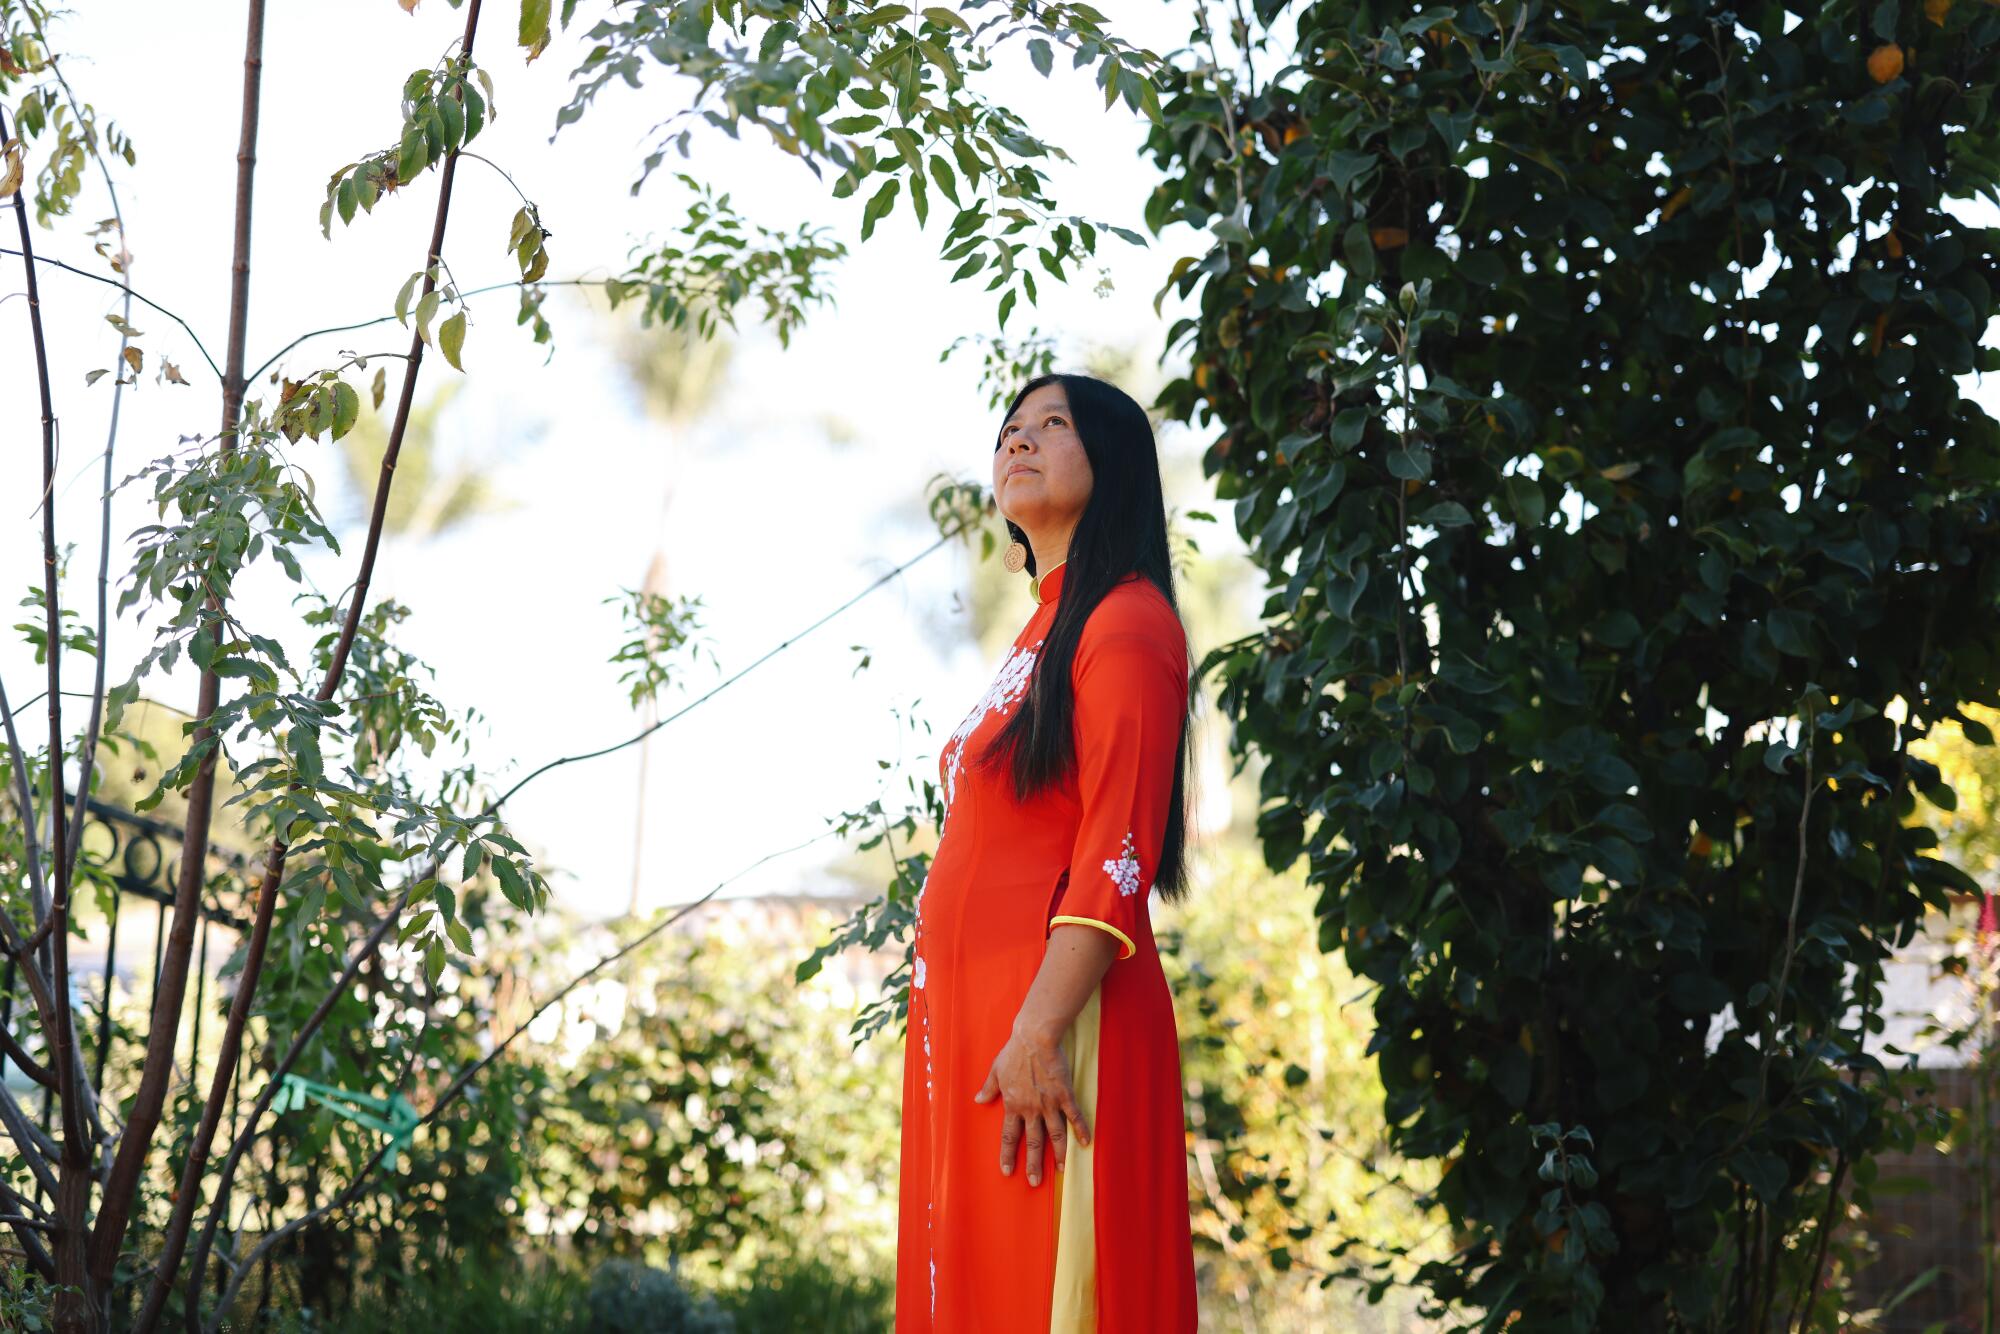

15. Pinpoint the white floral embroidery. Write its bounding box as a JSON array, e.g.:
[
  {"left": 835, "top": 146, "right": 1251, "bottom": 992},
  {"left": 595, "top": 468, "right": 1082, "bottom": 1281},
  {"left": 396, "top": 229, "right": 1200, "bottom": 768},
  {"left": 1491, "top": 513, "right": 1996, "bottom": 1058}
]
[
  {"left": 1103, "top": 829, "right": 1144, "bottom": 897},
  {"left": 913, "top": 956, "right": 927, "bottom": 990},
  {"left": 939, "top": 639, "right": 1042, "bottom": 822}
]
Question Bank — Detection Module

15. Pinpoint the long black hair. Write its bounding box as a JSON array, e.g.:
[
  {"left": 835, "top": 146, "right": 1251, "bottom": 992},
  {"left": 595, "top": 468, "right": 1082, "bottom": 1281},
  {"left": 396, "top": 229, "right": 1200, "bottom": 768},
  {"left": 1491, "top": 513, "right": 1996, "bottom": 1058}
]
[{"left": 974, "top": 372, "right": 1195, "bottom": 903}]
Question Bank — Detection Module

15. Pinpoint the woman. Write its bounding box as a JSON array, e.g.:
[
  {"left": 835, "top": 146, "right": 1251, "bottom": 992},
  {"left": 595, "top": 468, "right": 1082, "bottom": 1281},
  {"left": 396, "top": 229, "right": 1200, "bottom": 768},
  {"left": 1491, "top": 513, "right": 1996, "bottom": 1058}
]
[{"left": 897, "top": 373, "right": 1200, "bottom": 1332}]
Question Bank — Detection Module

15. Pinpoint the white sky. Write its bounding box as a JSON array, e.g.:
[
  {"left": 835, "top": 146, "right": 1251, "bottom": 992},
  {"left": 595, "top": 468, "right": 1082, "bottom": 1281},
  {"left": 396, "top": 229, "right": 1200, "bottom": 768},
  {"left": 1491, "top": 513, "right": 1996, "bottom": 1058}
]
[{"left": 0, "top": 1, "right": 1237, "bottom": 919}]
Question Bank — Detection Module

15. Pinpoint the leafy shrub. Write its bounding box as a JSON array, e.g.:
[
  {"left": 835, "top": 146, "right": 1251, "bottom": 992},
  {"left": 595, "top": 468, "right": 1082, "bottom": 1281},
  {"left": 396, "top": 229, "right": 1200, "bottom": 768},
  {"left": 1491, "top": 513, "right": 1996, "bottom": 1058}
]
[{"left": 585, "top": 1259, "right": 734, "bottom": 1334}]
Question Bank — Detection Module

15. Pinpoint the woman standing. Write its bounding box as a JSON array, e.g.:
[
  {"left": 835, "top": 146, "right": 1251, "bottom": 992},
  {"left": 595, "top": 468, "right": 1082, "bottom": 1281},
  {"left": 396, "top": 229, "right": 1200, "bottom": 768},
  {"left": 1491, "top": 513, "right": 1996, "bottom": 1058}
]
[{"left": 897, "top": 373, "right": 1200, "bottom": 1331}]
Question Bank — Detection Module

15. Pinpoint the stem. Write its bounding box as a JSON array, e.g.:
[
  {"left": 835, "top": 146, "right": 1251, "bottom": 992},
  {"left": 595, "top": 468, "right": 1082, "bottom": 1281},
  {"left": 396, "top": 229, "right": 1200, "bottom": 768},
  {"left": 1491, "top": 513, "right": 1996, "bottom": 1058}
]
[
  {"left": 0, "top": 673, "right": 51, "bottom": 928},
  {"left": 88, "top": 0, "right": 268, "bottom": 1293},
  {"left": 30, "top": 5, "right": 137, "bottom": 909},
  {"left": 3, "top": 95, "right": 95, "bottom": 1330}
]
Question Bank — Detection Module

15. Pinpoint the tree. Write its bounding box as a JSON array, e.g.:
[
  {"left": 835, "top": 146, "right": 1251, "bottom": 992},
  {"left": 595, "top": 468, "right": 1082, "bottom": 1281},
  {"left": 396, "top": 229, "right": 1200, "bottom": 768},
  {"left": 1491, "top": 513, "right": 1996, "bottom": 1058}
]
[{"left": 1139, "top": 1, "right": 2000, "bottom": 1329}]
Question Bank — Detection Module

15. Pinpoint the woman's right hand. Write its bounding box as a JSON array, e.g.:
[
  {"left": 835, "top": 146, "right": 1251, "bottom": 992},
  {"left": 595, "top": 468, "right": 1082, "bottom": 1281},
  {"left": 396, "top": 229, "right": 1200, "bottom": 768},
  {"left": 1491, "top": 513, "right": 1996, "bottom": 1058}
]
[{"left": 972, "top": 1026, "right": 1091, "bottom": 1187}]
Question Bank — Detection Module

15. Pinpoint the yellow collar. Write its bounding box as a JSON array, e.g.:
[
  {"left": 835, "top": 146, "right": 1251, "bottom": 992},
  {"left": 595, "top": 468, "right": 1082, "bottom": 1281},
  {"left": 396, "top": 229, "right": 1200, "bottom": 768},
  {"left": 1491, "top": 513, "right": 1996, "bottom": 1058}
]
[{"left": 1029, "top": 559, "right": 1068, "bottom": 606}]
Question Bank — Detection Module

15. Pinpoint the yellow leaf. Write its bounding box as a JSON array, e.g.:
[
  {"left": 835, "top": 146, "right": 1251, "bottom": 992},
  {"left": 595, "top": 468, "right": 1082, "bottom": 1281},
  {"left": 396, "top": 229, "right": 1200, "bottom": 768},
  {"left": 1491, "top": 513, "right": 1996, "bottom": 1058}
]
[
  {"left": 162, "top": 360, "right": 188, "bottom": 385},
  {"left": 1868, "top": 44, "right": 1905, "bottom": 84},
  {"left": 122, "top": 346, "right": 143, "bottom": 373},
  {"left": 1660, "top": 185, "right": 1693, "bottom": 223},
  {"left": 0, "top": 138, "right": 22, "bottom": 199}
]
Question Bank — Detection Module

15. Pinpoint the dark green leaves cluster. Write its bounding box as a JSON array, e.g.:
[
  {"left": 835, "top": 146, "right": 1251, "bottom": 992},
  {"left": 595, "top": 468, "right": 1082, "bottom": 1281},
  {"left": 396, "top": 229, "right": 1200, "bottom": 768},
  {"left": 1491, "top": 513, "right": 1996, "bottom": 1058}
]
[
  {"left": 319, "top": 58, "right": 494, "bottom": 238},
  {"left": 1144, "top": 1, "right": 2000, "bottom": 1327}
]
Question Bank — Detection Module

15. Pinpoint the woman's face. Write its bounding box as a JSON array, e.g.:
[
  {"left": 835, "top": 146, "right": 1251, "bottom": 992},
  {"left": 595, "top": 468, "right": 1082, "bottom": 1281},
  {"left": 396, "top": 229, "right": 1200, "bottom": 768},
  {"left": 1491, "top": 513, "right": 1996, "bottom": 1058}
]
[{"left": 994, "top": 383, "right": 1093, "bottom": 542}]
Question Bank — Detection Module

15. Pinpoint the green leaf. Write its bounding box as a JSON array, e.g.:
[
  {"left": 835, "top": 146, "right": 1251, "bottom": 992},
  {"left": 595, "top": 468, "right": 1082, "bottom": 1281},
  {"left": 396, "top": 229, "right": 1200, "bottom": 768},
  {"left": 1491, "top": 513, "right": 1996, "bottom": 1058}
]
[
  {"left": 1027, "top": 38, "right": 1053, "bottom": 77},
  {"left": 394, "top": 271, "right": 423, "bottom": 327},
  {"left": 1765, "top": 609, "right": 1814, "bottom": 658},
  {"left": 438, "top": 310, "right": 467, "bottom": 370},
  {"left": 397, "top": 124, "right": 426, "bottom": 183},
  {"left": 415, "top": 290, "right": 441, "bottom": 345},
  {"left": 493, "top": 857, "right": 532, "bottom": 910},
  {"left": 330, "top": 381, "right": 360, "bottom": 439},
  {"left": 288, "top": 725, "right": 323, "bottom": 786},
  {"left": 1503, "top": 475, "right": 1545, "bottom": 529},
  {"left": 860, "top": 176, "right": 900, "bottom": 241},
  {"left": 1386, "top": 443, "right": 1431, "bottom": 482},
  {"left": 928, "top": 154, "right": 960, "bottom": 205},
  {"left": 1327, "top": 150, "right": 1378, "bottom": 196}
]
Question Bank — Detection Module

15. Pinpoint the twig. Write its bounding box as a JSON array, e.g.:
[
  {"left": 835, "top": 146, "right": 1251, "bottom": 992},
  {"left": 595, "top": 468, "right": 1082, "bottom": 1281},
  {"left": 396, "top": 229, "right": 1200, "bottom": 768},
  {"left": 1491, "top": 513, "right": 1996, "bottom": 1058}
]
[
  {"left": 0, "top": 247, "right": 221, "bottom": 381},
  {"left": 243, "top": 274, "right": 727, "bottom": 387}
]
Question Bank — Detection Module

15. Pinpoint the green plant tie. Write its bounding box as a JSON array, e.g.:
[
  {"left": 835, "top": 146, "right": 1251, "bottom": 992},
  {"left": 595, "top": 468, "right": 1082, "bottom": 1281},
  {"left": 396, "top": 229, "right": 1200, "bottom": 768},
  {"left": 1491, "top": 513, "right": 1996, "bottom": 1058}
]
[{"left": 272, "top": 1075, "right": 420, "bottom": 1172}]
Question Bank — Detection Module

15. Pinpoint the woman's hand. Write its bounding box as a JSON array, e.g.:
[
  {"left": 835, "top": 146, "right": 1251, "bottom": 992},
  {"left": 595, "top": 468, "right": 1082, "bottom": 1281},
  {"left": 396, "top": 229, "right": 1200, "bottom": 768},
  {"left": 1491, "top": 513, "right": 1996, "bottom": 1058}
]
[{"left": 972, "top": 1024, "right": 1092, "bottom": 1187}]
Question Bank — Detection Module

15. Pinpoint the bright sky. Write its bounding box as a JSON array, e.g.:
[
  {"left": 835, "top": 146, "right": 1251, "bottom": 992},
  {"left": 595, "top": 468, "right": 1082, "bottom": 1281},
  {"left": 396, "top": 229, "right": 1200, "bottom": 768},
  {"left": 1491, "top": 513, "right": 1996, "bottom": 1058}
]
[{"left": 0, "top": 1, "right": 1241, "bottom": 920}]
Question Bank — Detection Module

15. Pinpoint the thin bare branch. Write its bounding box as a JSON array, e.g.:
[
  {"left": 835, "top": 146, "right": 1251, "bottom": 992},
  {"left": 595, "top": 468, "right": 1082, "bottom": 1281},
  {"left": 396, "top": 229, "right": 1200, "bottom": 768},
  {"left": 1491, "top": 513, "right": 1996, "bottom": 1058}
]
[{"left": 0, "top": 247, "right": 221, "bottom": 381}]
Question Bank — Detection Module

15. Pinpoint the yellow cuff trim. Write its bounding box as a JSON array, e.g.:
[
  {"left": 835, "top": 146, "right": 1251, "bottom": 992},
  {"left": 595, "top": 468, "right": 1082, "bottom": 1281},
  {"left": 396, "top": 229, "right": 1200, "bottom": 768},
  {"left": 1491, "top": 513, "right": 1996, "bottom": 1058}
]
[{"left": 1050, "top": 916, "right": 1136, "bottom": 960}]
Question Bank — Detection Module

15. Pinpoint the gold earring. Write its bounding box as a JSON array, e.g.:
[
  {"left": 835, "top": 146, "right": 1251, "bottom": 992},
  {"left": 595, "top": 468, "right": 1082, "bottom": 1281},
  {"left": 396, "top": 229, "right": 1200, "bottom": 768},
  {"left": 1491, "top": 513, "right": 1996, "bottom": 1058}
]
[{"left": 1001, "top": 539, "right": 1029, "bottom": 573}]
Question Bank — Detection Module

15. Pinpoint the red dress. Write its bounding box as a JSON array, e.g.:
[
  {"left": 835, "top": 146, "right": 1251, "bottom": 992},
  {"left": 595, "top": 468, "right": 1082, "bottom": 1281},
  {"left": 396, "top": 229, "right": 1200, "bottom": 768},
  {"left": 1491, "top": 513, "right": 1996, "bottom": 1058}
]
[{"left": 896, "top": 562, "right": 1199, "bottom": 1332}]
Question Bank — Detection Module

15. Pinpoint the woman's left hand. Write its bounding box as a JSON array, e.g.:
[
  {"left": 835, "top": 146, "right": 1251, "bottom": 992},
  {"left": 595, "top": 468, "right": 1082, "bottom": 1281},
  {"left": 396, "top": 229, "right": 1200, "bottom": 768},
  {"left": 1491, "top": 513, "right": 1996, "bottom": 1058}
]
[{"left": 973, "top": 1027, "right": 1091, "bottom": 1188}]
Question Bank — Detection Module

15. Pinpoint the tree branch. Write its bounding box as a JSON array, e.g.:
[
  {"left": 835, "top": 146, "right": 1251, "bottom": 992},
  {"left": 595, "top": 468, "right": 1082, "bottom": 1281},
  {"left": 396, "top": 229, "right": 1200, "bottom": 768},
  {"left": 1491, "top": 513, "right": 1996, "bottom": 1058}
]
[{"left": 88, "top": 0, "right": 269, "bottom": 1295}]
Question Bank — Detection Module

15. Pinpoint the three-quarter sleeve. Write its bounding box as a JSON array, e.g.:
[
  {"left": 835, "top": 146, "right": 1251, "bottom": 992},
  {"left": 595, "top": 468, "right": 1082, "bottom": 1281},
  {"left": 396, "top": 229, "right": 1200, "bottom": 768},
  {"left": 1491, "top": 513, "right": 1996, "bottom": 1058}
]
[{"left": 1047, "top": 612, "right": 1188, "bottom": 961}]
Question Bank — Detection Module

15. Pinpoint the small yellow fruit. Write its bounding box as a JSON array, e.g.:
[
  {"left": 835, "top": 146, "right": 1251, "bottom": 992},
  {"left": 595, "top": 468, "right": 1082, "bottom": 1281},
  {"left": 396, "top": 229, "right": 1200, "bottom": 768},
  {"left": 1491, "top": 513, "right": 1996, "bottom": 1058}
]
[
  {"left": 1926, "top": 0, "right": 1952, "bottom": 24},
  {"left": 1868, "top": 43, "right": 1906, "bottom": 83}
]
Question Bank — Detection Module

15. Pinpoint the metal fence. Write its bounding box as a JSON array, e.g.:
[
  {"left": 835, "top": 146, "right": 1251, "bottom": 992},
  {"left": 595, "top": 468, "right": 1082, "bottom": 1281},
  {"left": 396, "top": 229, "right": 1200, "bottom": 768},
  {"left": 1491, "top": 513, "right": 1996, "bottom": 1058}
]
[{"left": 1, "top": 794, "right": 257, "bottom": 1203}]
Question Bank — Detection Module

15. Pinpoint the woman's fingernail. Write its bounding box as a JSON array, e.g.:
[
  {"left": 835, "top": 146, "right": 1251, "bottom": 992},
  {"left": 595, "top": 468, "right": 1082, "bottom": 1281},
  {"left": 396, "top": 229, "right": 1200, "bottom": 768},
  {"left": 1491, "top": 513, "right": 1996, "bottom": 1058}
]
[{"left": 1002, "top": 1163, "right": 1012, "bottom": 1174}]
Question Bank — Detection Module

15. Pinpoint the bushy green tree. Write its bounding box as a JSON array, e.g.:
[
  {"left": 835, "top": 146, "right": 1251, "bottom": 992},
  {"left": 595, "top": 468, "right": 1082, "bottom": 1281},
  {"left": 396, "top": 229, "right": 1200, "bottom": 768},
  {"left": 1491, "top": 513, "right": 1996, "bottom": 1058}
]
[{"left": 1140, "top": 2, "right": 2000, "bottom": 1329}]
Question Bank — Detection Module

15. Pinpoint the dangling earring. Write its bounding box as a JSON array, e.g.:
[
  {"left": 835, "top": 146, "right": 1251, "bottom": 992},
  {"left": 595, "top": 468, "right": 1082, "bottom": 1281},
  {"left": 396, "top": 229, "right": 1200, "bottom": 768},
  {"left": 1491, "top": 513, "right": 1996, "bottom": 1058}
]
[{"left": 1001, "top": 539, "right": 1029, "bottom": 573}]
